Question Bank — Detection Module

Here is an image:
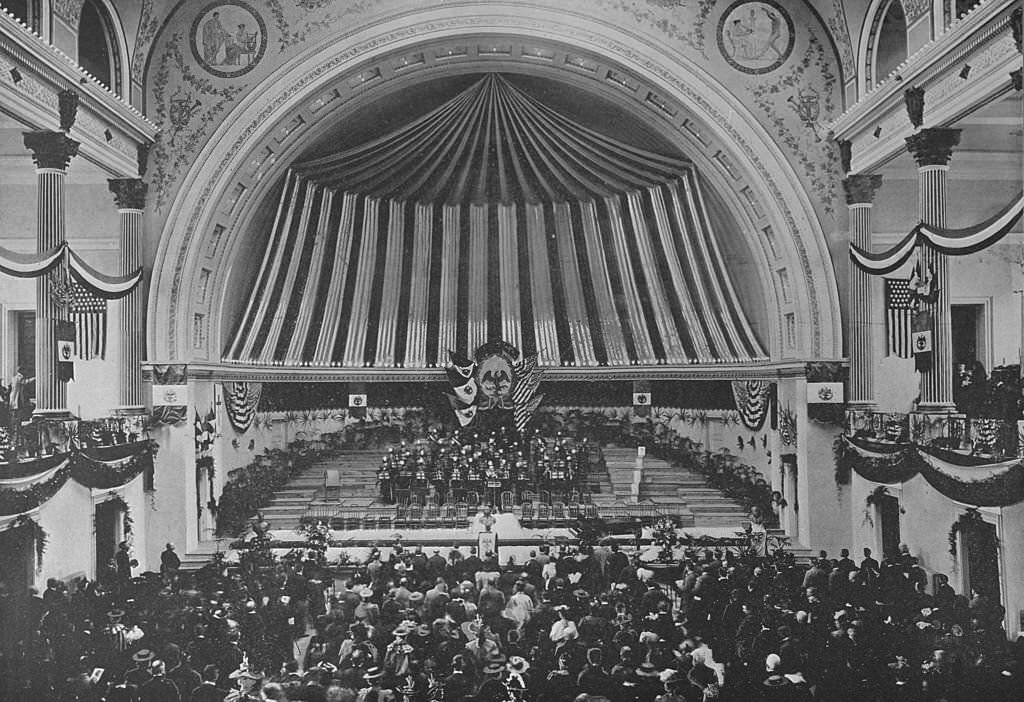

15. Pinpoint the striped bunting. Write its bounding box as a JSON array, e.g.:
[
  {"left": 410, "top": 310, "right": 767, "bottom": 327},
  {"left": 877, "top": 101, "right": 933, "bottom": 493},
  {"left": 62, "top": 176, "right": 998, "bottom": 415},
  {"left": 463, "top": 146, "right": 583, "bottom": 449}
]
[{"left": 224, "top": 176, "right": 766, "bottom": 368}]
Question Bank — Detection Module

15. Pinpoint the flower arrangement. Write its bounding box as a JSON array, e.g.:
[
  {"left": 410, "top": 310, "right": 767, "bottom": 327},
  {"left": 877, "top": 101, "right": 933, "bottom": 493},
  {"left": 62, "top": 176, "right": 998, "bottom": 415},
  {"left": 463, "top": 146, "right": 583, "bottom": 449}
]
[
  {"left": 651, "top": 516, "right": 680, "bottom": 563},
  {"left": 298, "top": 519, "right": 331, "bottom": 566}
]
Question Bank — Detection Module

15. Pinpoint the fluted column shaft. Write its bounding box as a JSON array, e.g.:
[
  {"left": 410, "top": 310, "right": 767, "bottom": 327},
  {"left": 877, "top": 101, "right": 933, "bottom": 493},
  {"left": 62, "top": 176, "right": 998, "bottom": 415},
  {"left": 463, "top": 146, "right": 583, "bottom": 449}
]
[
  {"left": 844, "top": 174, "right": 883, "bottom": 407},
  {"left": 24, "top": 131, "right": 78, "bottom": 417},
  {"left": 110, "top": 178, "right": 147, "bottom": 411},
  {"left": 906, "top": 128, "right": 960, "bottom": 412}
]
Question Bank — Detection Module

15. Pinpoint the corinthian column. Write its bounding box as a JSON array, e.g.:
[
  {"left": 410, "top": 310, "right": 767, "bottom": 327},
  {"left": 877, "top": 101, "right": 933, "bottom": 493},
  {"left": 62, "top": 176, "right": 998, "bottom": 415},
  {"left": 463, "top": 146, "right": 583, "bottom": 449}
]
[
  {"left": 108, "top": 179, "right": 148, "bottom": 412},
  {"left": 843, "top": 174, "right": 884, "bottom": 407},
  {"left": 23, "top": 131, "right": 79, "bottom": 417},
  {"left": 905, "top": 128, "right": 961, "bottom": 412}
]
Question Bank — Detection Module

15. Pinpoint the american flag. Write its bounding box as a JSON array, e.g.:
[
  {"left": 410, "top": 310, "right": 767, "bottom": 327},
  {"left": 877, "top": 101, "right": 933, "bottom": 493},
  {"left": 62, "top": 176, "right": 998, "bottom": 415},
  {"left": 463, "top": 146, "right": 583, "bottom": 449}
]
[
  {"left": 885, "top": 278, "right": 913, "bottom": 358},
  {"left": 71, "top": 284, "right": 107, "bottom": 360}
]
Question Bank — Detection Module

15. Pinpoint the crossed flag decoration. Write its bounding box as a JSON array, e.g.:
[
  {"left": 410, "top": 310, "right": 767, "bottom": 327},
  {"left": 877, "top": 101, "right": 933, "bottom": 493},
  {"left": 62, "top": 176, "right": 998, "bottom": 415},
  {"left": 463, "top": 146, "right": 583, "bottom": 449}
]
[{"left": 444, "top": 340, "right": 544, "bottom": 433}]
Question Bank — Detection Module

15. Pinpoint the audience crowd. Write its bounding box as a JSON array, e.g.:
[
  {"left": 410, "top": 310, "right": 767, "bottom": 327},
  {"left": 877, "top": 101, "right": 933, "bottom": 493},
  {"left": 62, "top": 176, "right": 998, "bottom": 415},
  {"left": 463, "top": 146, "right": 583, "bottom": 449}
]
[{"left": 1, "top": 533, "right": 1021, "bottom": 702}]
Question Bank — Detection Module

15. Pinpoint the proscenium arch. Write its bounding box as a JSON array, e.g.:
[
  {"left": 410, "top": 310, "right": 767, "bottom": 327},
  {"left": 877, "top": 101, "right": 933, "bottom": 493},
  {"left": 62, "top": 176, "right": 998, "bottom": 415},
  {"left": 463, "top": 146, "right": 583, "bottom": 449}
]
[{"left": 148, "top": 5, "right": 842, "bottom": 367}]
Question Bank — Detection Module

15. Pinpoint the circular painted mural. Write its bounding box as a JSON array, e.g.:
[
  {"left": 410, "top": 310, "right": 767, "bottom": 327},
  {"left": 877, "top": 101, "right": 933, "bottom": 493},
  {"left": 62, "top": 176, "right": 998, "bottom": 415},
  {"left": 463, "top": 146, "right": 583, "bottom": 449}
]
[
  {"left": 717, "top": 0, "right": 795, "bottom": 75},
  {"left": 190, "top": 1, "right": 267, "bottom": 78}
]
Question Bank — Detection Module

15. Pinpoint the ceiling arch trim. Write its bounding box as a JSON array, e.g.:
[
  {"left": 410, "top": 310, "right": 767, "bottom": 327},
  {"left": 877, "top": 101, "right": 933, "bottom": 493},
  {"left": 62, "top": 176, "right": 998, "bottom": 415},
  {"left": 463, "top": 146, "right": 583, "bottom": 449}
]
[{"left": 148, "top": 5, "right": 840, "bottom": 365}]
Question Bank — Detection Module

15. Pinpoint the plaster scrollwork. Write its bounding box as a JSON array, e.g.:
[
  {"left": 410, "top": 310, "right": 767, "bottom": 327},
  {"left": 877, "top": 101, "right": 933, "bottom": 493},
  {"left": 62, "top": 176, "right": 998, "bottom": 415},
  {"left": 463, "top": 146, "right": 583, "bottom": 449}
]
[
  {"left": 153, "top": 9, "right": 840, "bottom": 364},
  {"left": 52, "top": 0, "right": 85, "bottom": 26},
  {"left": 901, "top": 0, "right": 932, "bottom": 24}
]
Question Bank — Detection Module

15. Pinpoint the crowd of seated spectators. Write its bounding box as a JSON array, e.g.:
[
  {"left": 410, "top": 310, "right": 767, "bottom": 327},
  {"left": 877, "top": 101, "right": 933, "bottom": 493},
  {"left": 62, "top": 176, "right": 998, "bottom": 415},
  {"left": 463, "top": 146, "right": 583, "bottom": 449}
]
[{"left": 0, "top": 537, "right": 1021, "bottom": 701}]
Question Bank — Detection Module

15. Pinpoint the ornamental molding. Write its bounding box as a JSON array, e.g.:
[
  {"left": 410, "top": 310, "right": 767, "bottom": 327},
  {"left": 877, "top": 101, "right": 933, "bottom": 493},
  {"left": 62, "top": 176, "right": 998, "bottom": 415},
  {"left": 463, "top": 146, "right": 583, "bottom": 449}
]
[
  {"left": 831, "top": 1, "right": 1021, "bottom": 174},
  {"left": 0, "top": 9, "right": 158, "bottom": 139},
  {"left": 0, "top": 12, "right": 157, "bottom": 176},
  {"left": 149, "top": 5, "right": 840, "bottom": 370},
  {"left": 160, "top": 360, "right": 825, "bottom": 383}
]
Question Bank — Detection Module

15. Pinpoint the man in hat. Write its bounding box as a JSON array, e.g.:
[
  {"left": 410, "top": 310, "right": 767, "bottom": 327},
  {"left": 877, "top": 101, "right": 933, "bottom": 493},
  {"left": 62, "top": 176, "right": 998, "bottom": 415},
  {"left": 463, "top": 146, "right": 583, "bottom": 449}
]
[
  {"left": 359, "top": 666, "right": 387, "bottom": 701},
  {"left": 115, "top": 541, "right": 136, "bottom": 589},
  {"left": 384, "top": 624, "right": 414, "bottom": 678},
  {"left": 354, "top": 588, "right": 379, "bottom": 625},
  {"left": 475, "top": 658, "right": 507, "bottom": 702},
  {"left": 427, "top": 549, "right": 448, "bottom": 583},
  {"left": 138, "top": 659, "right": 181, "bottom": 702},
  {"left": 443, "top": 655, "right": 473, "bottom": 702},
  {"left": 161, "top": 543, "right": 181, "bottom": 586},
  {"left": 125, "top": 649, "right": 155, "bottom": 689}
]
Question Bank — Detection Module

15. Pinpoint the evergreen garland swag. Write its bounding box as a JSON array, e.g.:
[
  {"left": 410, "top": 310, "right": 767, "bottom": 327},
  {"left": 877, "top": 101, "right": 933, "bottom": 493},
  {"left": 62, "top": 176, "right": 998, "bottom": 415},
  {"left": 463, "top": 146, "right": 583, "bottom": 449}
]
[
  {"left": 10, "top": 514, "right": 47, "bottom": 570},
  {"left": 105, "top": 493, "right": 133, "bottom": 538}
]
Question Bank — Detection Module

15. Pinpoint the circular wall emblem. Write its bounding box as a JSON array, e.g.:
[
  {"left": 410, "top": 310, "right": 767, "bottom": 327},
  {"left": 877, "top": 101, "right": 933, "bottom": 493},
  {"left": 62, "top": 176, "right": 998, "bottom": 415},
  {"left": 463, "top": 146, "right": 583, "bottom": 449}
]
[
  {"left": 717, "top": 0, "right": 795, "bottom": 75},
  {"left": 190, "top": 1, "right": 267, "bottom": 78}
]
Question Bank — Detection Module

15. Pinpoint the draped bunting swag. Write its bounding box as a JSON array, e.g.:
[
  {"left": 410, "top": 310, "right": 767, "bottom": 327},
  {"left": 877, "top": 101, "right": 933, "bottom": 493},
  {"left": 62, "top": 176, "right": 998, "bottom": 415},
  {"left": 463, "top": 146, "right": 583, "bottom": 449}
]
[
  {"left": 223, "top": 382, "right": 263, "bottom": 433},
  {"left": 0, "top": 242, "right": 143, "bottom": 297},
  {"left": 730, "top": 381, "right": 772, "bottom": 431},
  {"left": 849, "top": 193, "right": 1023, "bottom": 274},
  {"left": 838, "top": 434, "right": 1024, "bottom": 507},
  {"left": 0, "top": 440, "right": 155, "bottom": 516},
  {"left": 225, "top": 75, "right": 764, "bottom": 368}
]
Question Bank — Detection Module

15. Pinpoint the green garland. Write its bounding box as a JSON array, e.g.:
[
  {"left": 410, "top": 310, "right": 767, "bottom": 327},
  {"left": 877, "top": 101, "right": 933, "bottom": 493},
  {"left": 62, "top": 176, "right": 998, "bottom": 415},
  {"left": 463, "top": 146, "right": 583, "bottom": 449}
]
[
  {"left": 10, "top": 514, "right": 47, "bottom": 570},
  {"left": 0, "top": 441, "right": 156, "bottom": 516},
  {"left": 0, "top": 463, "right": 73, "bottom": 516},
  {"left": 105, "top": 493, "right": 133, "bottom": 538},
  {"left": 947, "top": 508, "right": 999, "bottom": 562}
]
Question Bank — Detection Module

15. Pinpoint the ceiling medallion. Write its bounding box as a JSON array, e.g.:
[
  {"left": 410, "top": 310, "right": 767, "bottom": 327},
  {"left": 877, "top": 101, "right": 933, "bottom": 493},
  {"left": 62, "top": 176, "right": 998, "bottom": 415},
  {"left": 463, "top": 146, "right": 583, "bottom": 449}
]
[
  {"left": 190, "top": 1, "right": 268, "bottom": 79},
  {"left": 717, "top": 0, "right": 795, "bottom": 75}
]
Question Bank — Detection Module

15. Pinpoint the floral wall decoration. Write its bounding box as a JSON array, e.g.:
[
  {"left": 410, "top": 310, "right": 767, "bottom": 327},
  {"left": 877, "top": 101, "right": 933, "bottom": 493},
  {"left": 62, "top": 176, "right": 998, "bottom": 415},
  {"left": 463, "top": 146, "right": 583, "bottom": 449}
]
[
  {"left": 747, "top": 26, "right": 841, "bottom": 216},
  {"left": 597, "top": 0, "right": 719, "bottom": 57},
  {"left": 149, "top": 33, "right": 248, "bottom": 209},
  {"left": 132, "top": 0, "right": 165, "bottom": 83}
]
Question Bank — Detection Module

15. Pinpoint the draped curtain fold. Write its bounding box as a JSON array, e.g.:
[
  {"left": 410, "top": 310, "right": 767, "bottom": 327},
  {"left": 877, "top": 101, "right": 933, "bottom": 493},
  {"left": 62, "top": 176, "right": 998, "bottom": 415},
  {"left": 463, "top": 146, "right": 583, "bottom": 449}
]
[{"left": 225, "top": 74, "right": 765, "bottom": 368}]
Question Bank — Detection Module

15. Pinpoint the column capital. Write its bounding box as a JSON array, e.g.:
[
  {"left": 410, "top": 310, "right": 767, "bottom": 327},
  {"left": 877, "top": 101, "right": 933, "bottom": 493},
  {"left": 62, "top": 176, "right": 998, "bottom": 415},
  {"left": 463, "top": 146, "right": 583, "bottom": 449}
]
[
  {"left": 905, "top": 128, "right": 961, "bottom": 167},
  {"left": 23, "top": 130, "right": 80, "bottom": 170},
  {"left": 108, "top": 178, "right": 149, "bottom": 210},
  {"left": 843, "top": 174, "right": 883, "bottom": 206},
  {"left": 23, "top": 130, "right": 79, "bottom": 170}
]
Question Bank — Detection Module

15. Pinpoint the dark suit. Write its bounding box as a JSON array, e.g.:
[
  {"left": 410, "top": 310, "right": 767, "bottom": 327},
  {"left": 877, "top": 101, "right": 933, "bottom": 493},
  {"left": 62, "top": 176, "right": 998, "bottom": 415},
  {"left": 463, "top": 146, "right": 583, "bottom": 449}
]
[{"left": 191, "top": 681, "right": 229, "bottom": 702}]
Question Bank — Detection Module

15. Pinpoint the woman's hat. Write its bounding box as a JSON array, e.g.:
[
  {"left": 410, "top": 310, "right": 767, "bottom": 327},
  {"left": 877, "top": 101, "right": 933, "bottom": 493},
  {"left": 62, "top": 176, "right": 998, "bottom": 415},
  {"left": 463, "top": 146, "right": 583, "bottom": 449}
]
[
  {"left": 483, "top": 662, "right": 504, "bottom": 676},
  {"left": 359, "top": 588, "right": 374, "bottom": 599},
  {"left": 131, "top": 649, "right": 154, "bottom": 664},
  {"left": 635, "top": 662, "right": 661, "bottom": 678},
  {"left": 507, "top": 656, "right": 530, "bottom": 674},
  {"left": 461, "top": 620, "right": 483, "bottom": 639}
]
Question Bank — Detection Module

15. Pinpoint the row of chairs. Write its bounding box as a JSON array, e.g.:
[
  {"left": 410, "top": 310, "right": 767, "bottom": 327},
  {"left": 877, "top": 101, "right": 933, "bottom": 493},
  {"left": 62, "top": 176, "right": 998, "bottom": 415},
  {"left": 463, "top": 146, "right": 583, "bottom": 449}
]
[
  {"left": 394, "top": 488, "right": 596, "bottom": 509},
  {"left": 519, "top": 501, "right": 599, "bottom": 526}
]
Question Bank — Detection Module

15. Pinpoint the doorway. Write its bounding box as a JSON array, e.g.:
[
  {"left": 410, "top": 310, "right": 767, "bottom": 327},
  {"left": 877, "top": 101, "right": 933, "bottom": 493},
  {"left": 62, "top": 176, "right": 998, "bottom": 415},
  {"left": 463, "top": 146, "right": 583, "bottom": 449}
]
[
  {"left": 951, "top": 304, "right": 988, "bottom": 372},
  {"left": 0, "top": 525, "right": 33, "bottom": 595},
  {"left": 878, "top": 494, "right": 901, "bottom": 558},
  {"left": 94, "top": 500, "right": 122, "bottom": 578},
  {"left": 963, "top": 518, "right": 1001, "bottom": 603}
]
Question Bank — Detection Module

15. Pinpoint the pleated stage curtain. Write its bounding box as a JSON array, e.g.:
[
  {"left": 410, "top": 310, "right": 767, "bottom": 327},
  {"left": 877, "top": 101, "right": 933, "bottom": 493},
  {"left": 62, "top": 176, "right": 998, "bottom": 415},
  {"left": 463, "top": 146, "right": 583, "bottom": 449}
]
[{"left": 224, "top": 75, "right": 765, "bottom": 368}]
